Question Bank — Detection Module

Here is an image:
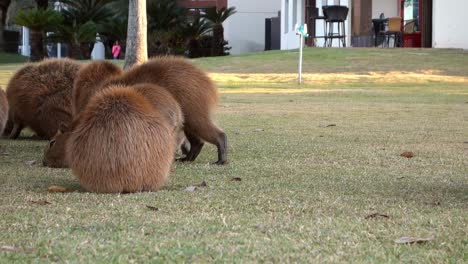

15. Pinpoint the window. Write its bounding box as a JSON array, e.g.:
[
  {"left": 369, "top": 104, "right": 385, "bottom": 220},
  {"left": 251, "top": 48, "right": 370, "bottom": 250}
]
[{"left": 285, "top": 0, "right": 290, "bottom": 33}]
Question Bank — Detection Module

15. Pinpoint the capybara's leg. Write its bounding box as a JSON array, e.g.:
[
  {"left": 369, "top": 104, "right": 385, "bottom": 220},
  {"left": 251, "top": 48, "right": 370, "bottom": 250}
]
[
  {"left": 2, "top": 119, "right": 13, "bottom": 137},
  {"left": 178, "top": 132, "right": 204, "bottom": 162},
  {"left": 192, "top": 121, "right": 228, "bottom": 165},
  {"left": 9, "top": 123, "right": 24, "bottom": 139}
]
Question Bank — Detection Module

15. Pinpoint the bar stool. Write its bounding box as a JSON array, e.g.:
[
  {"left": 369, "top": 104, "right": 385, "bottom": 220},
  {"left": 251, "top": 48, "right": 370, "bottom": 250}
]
[{"left": 323, "top": 5, "right": 349, "bottom": 47}]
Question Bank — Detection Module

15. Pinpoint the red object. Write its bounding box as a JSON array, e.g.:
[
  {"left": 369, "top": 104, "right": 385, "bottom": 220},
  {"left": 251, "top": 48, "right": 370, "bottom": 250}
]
[
  {"left": 399, "top": 0, "right": 423, "bottom": 48},
  {"left": 403, "top": 32, "right": 421, "bottom": 48}
]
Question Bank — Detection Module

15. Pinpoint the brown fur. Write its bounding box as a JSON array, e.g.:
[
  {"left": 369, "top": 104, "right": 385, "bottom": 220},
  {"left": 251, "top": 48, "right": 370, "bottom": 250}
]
[
  {"left": 0, "top": 88, "right": 8, "bottom": 135},
  {"left": 72, "top": 61, "right": 123, "bottom": 116},
  {"left": 105, "top": 56, "right": 227, "bottom": 164},
  {"left": 43, "top": 61, "right": 184, "bottom": 168},
  {"left": 66, "top": 85, "right": 176, "bottom": 193},
  {"left": 43, "top": 83, "right": 184, "bottom": 168},
  {"left": 5, "top": 58, "right": 81, "bottom": 139}
]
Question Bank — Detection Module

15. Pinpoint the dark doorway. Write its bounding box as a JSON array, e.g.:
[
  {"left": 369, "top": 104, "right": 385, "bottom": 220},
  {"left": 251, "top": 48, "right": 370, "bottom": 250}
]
[
  {"left": 421, "top": 0, "right": 432, "bottom": 47},
  {"left": 351, "top": 0, "right": 373, "bottom": 47}
]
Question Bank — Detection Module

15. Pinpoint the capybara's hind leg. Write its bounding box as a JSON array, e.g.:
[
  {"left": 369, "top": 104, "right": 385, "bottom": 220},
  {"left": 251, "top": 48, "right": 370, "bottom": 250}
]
[
  {"left": 178, "top": 132, "right": 204, "bottom": 162},
  {"left": 9, "top": 123, "right": 24, "bottom": 139},
  {"left": 194, "top": 121, "right": 228, "bottom": 165},
  {"left": 2, "top": 119, "right": 13, "bottom": 137}
]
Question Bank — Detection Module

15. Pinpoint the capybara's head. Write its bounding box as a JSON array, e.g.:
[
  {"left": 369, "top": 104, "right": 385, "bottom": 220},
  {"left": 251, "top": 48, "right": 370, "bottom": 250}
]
[{"left": 42, "top": 124, "right": 70, "bottom": 168}]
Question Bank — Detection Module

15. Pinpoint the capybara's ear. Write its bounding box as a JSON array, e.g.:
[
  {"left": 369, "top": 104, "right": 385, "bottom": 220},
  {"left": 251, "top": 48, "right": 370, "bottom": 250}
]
[{"left": 58, "top": 122, "right": 69, "bottom": 134}]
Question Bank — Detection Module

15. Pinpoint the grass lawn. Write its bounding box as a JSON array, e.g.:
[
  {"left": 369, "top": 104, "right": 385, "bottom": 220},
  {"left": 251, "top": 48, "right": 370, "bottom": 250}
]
[{"left": 0, "top": 48, "right": 467, "bottom": 262}]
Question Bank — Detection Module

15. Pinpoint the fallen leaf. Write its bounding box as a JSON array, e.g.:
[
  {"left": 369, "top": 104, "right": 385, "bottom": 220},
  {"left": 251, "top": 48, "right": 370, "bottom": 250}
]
[
  {"left": 0, "top": 147, "right": 8, "bottom": 156},
  {"left": 184, "top": 186, "right": 197, "bottom": 192},
  {"left": 1, "top": 245, "right": 21, "bottom": 252},
  {"left": 231, "top": 177, "right": 242, "bottom": 182},
  {"left": 197, "top": 181, "right": 208, "bottom": 187},
  {"left": 29, "top": 199, "right": 51, "bottom": 205},
  {"left": 400, "top": 151, "right": 414, "bottom": 158},
  {"left": 25, "top": 160, "right": 36, "bottom": 166},
  {"left": 146, "top": 205, "right": 159, "bottom": 211},
  {"left": 365, "top": 213, "right": 390, "bottom": 219},
  {"left": 254, "top": 128, "right": 264, "bottom": 132},
  {"left": 397, "top": 176, "right": 406, "bottom": 180},
  {"left": 395, "top": 236, "right": 434, "bottom": 244},
  {"left": 47, "top": 186, "right": 74, "bottom": 193}
]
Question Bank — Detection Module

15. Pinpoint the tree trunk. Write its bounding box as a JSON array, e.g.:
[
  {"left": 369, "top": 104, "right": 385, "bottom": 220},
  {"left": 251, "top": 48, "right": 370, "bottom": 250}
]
[
  {"left": 123, "top": 0, "right": 147, "bottom": 69},
  {"left": 30, "top": 30, "right": 44, "bottom": 61},
  {"left": 211, "top": 24, "right": 224, "bottom": 56}
]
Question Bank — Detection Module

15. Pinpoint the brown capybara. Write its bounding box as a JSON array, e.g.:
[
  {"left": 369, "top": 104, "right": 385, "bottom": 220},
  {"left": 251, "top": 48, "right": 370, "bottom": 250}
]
[
  {"left": 72, "top": 60, "right": 123, "bottom": 117},
  {"left": 0, "top": 88, "right": 8, "bottom": 135},
  {"left": 66, "top": 85, "right": 177, "bottom": 193},
  {"left": 6, "top": 58, "right": 81, "bottom": 139},
  {"left": 43, "top": 82, "right": 184, "bottom": 168},
  {"left": 104, "top": 56, "right": 227, "bottom": 164}
]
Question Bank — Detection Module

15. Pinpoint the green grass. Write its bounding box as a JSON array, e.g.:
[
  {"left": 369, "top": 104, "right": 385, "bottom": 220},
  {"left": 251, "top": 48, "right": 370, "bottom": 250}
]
[{"left": 0, "top": 48, "right": 467, "bottom": 262}]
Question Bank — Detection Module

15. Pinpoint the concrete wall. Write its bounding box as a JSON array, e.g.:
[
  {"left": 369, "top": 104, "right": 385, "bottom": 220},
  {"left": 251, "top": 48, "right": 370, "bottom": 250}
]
[
  {"left": 372, "top": 0, "right": 398, "bottom": 18},
  {"left": 224, "top": 0, "right": 281, "bottom": 55},
  {"left": 432, "top": 0, "right": 468, "bottom": 49}
]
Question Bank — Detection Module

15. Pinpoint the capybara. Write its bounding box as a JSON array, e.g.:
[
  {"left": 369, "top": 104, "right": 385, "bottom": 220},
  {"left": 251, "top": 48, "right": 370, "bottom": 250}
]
[
  {"left": 66, "top": 85, "right": 177, "bottom": 193},
  {"left": 72, "top": 60, "right": 123, "bottom": 116},
  {"left": 43, "top": 61, "right": 185, "bottom": 168},
  {"left": 43, "top": 83, "right": 184, "bottom": 168},
  {"left": 6, "top": 58, "right": 81, "bottom": 139},
  {"left": 104, "top": 56, "right": 228, "bottom": 164},
  {"left": 0, "top": 88, "right": 8, "bottom": 135}
]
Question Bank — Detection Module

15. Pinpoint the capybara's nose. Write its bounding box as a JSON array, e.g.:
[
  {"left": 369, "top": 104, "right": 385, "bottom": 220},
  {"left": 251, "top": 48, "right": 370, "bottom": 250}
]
[{"left": 42, "top": 160, "right": 47, "bottom": 167}]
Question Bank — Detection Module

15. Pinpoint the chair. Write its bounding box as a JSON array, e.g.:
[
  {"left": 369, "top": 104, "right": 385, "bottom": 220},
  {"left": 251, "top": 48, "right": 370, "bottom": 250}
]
[
  {"left": 381, "top": 17, "right": 402, "bottom": 47},
  {"left": 404, "top": 19, "right": 417, "bottom": 34},
  {"left": 322, "top": 6, "right": 349, "bottom": 47}
]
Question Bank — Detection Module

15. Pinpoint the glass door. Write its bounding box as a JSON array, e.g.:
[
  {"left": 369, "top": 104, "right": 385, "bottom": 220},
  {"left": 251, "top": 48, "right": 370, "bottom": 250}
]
[{"left": 400, "top": 0, "right": 422, "bottom": 47}]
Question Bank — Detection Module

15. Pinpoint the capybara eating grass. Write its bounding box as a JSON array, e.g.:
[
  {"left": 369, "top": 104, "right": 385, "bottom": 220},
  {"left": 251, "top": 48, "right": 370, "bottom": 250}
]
[
  {"left": 66, "top": 85, "right": 177, "bottom": 193},
  {"left": 0, "top": 88, "right": 8, "bottom": 135},
  {"left": 43, "top": 83, "right": 185, "bottom": 169},
  {"left": 6, "top": 58, "right": 80, "bottom": 139},
  {"left": 104, "top": 56, "right": 228, "bottom": 164}
]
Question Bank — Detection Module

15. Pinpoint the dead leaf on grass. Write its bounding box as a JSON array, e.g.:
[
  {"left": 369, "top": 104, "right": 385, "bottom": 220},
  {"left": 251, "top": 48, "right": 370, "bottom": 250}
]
[
  {"left": 1, "top": 245, "right": 21, "bottom": 252},
  {"left": 365, "top": 213, "right": 390, "bottom": 219},
  {"left": 29, "top": 199, "right": 51, "bottom": 205},
  {"left": 47, "top": 186, "right": 74, "bottom": 193},
  {"left": 184, "top": 186, "right": 197, "bottom": 192},
  {"left": 395, "top": 236, "right": 434, "bottom": 244},
  {"left": 146, "top": 205, "right": 159, "bottom": 211},
  {"left": 231, "top": 177, "right": 242, "bottom": 182},
  {"left": 0, "top": 147, "right": 8, "bottom": 156},
  {"left": 319, "top": 124, "right": 336, "bottom": 128},
  {"left": 400, "top": 151, "right": 414, "bottom": 158},
  {"left": 197, "top": 181, "right": 208, "bottom": 187},
  {"left": 24, "top": 160, "right": 36, "bottom": 166}
]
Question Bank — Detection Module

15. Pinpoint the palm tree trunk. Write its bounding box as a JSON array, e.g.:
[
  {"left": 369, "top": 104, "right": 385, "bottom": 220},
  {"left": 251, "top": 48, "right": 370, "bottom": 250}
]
[
  {"left": 124, "top": 0, "right": 147, "bottom": 69},
  {"left": 211, "top": 24, "right": 224, "bottom": 56},
  {"left": 30, "top": 30, "right": 44, "bottom": 62}
]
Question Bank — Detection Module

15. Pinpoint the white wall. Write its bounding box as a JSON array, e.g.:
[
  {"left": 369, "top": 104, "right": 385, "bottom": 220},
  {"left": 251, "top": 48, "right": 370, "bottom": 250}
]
[
  {"left": 281, "top": 0, "right": 305, "bottom": 50},
  {"left": 224, "top": 0, "right": 281, "bottom": 55},
  {"left": 281, "top": 0, "right": 351, "bottom": 49},
  {"left": 432, "top": 0, "right": 468, "bottom": 49},
  {"left": 372, "top": 0, "right": 398, "bottom": 18}
]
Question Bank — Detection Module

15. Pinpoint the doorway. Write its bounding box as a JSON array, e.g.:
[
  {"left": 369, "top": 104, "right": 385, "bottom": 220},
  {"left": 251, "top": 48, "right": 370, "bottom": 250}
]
[{"left": 400, "top": 0, "right": 432, "bottom": 48}]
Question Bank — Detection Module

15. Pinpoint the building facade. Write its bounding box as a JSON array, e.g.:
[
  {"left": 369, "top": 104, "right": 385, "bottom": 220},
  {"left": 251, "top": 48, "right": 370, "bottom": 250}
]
[{"left": 280, "top": 0, "right": 468, "bottom": 50}]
